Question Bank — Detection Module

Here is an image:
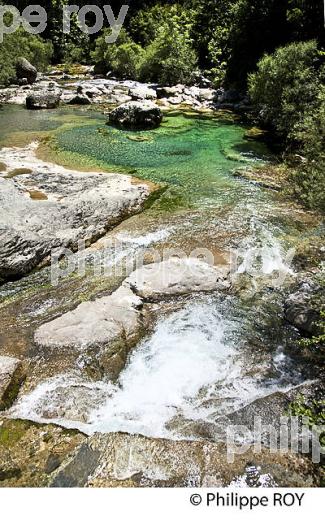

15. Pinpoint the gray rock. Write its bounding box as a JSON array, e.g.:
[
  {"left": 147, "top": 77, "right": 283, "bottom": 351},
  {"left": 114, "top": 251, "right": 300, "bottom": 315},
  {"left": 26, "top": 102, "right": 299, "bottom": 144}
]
[
  {"left": 285, "top": 281, "right": 322, "bottom": 335},
  {"left": 156, "top": 85, "right": 185, "bottom": 99},
  {"left": 129, "top": 86, "right": 157, "bottom": 101},
  {"left": 108, "top": 101, "right": 163, "bottom": 129},
  {"left": 0, "top": 356, "right": 25, "bottom": 410},
  {"left": 225, "top": 392, "right": 291, "bottom": 435},
  {"left": 125, "top": 258, "right": 230, "bottom": 300},
  {"left": 16, "top": 57, "right": 37, "bottom": 84},
  {"left": 0, "top": 143, "right": 150, "bottom": 280},
  {"left": 191, "top": 72, "right": 212, "bottom": 88},
  {"left": 68, "top": 93, "right": 92, "bottom": 105},
  {"left": 34, "top": 258, "right": 230, "bottom": 362},
  {"left": 26, "top": 90, "right": 61, "bottom": 109},
  {"left": 34, "top": 286, "right": 143, "bottom": 350},
  {"left": 218, "top": 89, "right": 242, "bottom": 103},
  {"left": 51, "top": 444, "right": 101, "bottom": 487},
  {"left": 50, "top": 431, "right": 318, "bottom": 487}
]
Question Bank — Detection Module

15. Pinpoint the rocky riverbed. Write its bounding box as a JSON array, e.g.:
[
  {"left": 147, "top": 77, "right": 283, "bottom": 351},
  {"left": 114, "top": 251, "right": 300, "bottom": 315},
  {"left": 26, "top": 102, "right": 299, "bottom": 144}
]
[
  {"left": 0, "top": 66, "right": 324, "bottom": 488},
  {"left": 0, "top": 64, "right": 250, "bottom": 113}
]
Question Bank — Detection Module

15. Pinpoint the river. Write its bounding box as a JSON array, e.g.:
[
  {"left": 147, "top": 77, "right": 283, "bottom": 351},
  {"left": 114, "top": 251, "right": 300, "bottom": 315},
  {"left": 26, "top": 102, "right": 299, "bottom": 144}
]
[{"left": 0, "top": 104, "right": 320, "bottom": 441}]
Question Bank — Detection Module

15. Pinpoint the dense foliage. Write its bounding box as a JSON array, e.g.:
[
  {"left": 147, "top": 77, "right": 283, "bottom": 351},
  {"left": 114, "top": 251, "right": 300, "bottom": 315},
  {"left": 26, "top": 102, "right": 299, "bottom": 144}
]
[
  {"left": 249, "top": 41, "right": 325, "bottom": 211},
  {"left": 0, "top": 0, "right": 324, "bottom": 210},
  {"left": 0, "top": 28, "right": 52, "bottom": 86}
]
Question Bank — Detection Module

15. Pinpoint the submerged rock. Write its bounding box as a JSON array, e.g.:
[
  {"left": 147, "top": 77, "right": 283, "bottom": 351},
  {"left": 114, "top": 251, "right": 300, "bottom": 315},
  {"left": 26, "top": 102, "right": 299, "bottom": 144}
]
[
  {"left": 50, "top": 431, "right": 317, "bottom": 487},
  {"left": 108, "top": 101, "right": 163, "bottom": 129},
  {"left": 0, "top": 143, "right": 151, "bottom": 281},
  {"left": 0, "top": 356, "right": 25, "bottom": 410},
  {"left": 15, "top": 58, "right": 37, "bottom": 85},
  {"left": 11, "top": 375, "right": 112, "bottom": 425}
]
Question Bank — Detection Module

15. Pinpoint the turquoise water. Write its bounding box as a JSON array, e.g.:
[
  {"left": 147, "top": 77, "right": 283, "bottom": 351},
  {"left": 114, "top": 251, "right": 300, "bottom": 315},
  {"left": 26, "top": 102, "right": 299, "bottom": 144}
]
[{"left": 54, "top": 111, "right": 272, "bottom": 209}]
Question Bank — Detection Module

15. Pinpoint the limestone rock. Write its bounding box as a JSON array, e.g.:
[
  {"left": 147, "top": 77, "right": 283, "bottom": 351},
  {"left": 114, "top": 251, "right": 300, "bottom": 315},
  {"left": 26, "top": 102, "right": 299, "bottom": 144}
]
[
  {"left": 129, "top": 86, "right": 157, "bottom": 101},
  {"left": 125, "top": 258, "right": 230, "bottom": 300},
  {"left": 34, "top": 258, "right": 230, "bottom": 354},
  {"left": 284, "top": 281, "right": 322, "bottom": 335},
  {"left": 50, "top": 431, "right": 317, "bottom": 487},
  {"left": 34, "top": 286, "right": 143, "bottom": 350},
  {"left": 0, "top": 143, "right": 150, "bottom": 280}
]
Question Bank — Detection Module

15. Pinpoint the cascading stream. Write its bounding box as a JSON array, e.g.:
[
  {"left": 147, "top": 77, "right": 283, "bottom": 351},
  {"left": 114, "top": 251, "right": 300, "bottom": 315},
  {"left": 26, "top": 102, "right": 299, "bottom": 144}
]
[{"left": 1, "top": 107, "right": 314, "bottom": 441}]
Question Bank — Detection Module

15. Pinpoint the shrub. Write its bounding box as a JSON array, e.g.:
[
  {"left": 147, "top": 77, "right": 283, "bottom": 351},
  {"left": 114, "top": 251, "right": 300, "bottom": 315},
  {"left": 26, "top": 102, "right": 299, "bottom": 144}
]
[
  {"left": 0, "top": 28, "right": 53, "bottom": 86},
  {"left": 91, "top": 29, "right": 144, "bottom": 79},
  {"left": 288, "top": 83, "right": 325, "bottom": 212},
  {"left": 139, "top": 21, "right": 198, "bottom": 85},
  {"left": 248, "top": 40, "right": 321, "bottom": 137}
]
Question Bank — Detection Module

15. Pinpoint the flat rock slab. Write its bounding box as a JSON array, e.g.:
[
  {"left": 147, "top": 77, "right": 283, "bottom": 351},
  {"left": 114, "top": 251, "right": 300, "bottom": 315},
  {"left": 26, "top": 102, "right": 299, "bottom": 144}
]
[
  {"left": 0, "top": 143, "right": 150, "bottom": 280},
  {"left": 34, "top": 259, "right": 230, "bottom": 351},
  {"left": 50, "top": 431, "right": 316, "bottom": 487},
  {"left": 34, "top": 286, "right": 143, "bottom": 350},
  {"left": 125, "top": 257, "right": 230, "bottom": 299},
  {"left": 0, "top": 356, "right": 25, "bottom": 410}
]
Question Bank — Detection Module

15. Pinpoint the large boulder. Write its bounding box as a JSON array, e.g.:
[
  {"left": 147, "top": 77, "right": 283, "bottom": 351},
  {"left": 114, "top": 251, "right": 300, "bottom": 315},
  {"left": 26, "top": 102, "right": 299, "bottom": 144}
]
[
  {"left": 15, "top": 57, "right": 37, "bottom": 84},
  {"left": 108, "top": 101, "right": 163, "bottom": 129},
  {"left": 156, "top": 85, "right": 185, "bottom": 99},
  {"left": 0, "top": 143, "right": 151, "bottom": 281},
  {"left": 190, "top": 71, "right": 212, "bottom": 88},
  {"left": 34, "top": 258, "right": 230, "bottom": 355},
  {"left": 26, "top": 90, "right": 61, "bottom": 109},
  {"left": 67, "top": 93, "right": 92, "bottom": 105},
  {"left": 34, "top": 285, "right": 143, "bottom": 351},
  {"left": 125, "top": 257, "right": 230, "bottom": 300}
]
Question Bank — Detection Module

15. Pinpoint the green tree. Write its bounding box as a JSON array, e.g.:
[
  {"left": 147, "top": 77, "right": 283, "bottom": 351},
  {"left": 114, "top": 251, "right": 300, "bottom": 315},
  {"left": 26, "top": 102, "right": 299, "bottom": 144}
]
[
  {"left": 129, "top": 3, "right": 192, "bottom": 46},
  {"left": 0, "top": 27, "right": 53, "bottom": 86},
  {"left": 248, "top": 40, "right": 321, "bottom": 136},
  {"left": 189, "top": 0, "right": 233, "bottom": 83},
  {"left": 91, "top": 28, "right": 144, "bottom": 79},
  {"left": 289, "top": 86, "right": 325, "bottom": 211},
  {"left": 139, "top": 19, "right": 198, "bottom": 85}
]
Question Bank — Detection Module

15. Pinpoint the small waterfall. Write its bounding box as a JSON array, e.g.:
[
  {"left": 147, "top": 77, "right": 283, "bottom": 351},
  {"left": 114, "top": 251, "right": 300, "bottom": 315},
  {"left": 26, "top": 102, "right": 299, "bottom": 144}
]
[{"left": 11, "top": 297, "right": 302, "bottom": 438}]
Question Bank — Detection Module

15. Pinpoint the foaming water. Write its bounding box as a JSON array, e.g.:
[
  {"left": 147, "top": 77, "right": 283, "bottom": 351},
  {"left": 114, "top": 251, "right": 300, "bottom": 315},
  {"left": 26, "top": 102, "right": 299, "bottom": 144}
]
[
  {"left": 88, "top": 303, "right": 231, "bottom": 437},
  {"left": 235, "top": 215, "right": 295, "bottom": 281},
  {"left": 11, "top": 297, "right": 302, "bottom": 438}
]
